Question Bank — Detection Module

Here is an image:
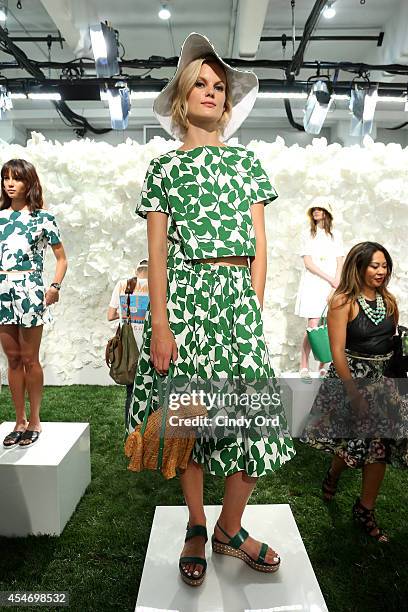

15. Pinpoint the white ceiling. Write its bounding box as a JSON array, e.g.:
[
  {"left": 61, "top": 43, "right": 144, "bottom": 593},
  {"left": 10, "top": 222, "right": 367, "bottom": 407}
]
[{"left": 1, "top": 0, "right": 407, "bottom": 138}]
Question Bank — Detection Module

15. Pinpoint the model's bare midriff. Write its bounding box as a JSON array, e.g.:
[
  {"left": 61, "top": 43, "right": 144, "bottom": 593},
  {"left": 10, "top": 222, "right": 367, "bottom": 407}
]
[{"left": 193, "top": 256, "right": 249, "bottom": 267}]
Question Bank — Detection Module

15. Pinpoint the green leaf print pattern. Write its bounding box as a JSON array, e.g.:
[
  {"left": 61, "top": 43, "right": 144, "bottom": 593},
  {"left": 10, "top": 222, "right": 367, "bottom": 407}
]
[
  {"left": 0, "top": 209, "right": 61, "bottom": 272},
  {"left": 127, "top": 145, "right": 294, "bottom": 478},
  {"left": 136, "top": 145, "right": 278, "bottom": 261},
  {"left": 0, "top": 271, "right": 51, "bottom": 327}
]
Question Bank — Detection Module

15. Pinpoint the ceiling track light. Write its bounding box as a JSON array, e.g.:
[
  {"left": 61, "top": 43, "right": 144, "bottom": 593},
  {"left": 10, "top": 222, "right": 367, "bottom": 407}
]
[
  {"left": 303, "top": 77, "right": 333, "bottom": 134},
  {"left": 0, "top": 85, "right": 12, "bottom": 118},
  {"left": 349, "top": 74, "right": 378, "bottom": 139},
  {"left": 323, "top": 1, "right": 336, "bottom": 19},
  {"left": 89, "top": 22, "right": 120, "bottom": 78},
  {"left": 101, "top": 81, "right": 131, "bottom": 130},
  {"left": 158, "top": 3, "right": 171, "bottom": 20}
]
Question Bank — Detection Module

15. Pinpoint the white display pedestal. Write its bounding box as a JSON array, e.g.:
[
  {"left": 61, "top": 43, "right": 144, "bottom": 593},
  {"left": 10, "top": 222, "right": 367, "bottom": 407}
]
[
  {"left": 280, "top": 372, "right": 322, "bottom": 436},
  {"left": 0, "top": 422, "right": 91, "bottom": 537},
  {"left": 136, "top": 504, "right": 328, "bottom": 612}
]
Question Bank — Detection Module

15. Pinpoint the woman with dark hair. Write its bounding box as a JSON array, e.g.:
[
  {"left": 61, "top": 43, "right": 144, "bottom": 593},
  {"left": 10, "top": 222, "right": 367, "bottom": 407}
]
[
  {"left": 0, "top": 159, "right": 67, "bottom": 447},
  {"left": 295, "top": 197, "right": 344, "bottom": 380},
  {"left": 302, "top": 241, "right": 407, "bottom": 542},
  {"left": 125, "top": 33, "right": 295, "bottom": 586}
]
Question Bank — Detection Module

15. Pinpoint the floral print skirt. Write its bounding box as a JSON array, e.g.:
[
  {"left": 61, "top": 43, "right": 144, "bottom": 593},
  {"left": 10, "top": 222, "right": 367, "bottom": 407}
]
[
  {"left": 301, "top": 350, "right": 408, "bottom": 468},
  {"left": 126, "top": 244, "right": 295, "bottom": 478}
]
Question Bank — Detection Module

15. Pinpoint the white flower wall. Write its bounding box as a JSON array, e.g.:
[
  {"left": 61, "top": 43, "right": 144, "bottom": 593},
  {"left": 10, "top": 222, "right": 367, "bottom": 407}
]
[{"left": 0, "top": 132, "right": 406, "bottom": 383}]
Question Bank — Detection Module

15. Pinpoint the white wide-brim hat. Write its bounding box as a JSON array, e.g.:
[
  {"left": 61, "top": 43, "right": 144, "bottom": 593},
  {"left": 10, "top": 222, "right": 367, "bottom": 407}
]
[
  {"left": 306, "top": 197, "right": 334, "bottom": 218},
  {"left": 153, "top": 32, "right": 259, "bottom": 141}
]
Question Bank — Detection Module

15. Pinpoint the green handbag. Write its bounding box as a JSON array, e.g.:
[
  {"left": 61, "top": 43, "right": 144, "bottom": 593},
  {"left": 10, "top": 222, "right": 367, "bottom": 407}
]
[
  {"left": 307, "top": 306, "right": 333, "bottom": 363},
  {"left": 105, "top": 278, "right": 139, "bottom": 385}
]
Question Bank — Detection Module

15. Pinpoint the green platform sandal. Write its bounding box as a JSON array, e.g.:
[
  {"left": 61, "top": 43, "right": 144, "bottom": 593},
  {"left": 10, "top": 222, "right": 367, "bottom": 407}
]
[
  {"left": 212, "top": 522, "right": 280, "bottom": 573},
  {"left": 179, "top": 524, "right": 208, "bottom": 587}
]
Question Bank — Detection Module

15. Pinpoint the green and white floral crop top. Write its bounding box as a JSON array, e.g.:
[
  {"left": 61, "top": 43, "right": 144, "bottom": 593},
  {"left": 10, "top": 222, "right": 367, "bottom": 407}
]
[
  {"left": 0, "top": 208, "right": 61, "bottom": 272},
  {"left": 136, "top": 145, "right": 278, "bottom": 260}
]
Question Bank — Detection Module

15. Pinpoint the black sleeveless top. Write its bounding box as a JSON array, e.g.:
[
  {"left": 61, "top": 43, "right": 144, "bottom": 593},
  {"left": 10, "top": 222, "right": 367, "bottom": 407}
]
[{"left": 346, "top": 299, "right": 395, "bottom": 355}]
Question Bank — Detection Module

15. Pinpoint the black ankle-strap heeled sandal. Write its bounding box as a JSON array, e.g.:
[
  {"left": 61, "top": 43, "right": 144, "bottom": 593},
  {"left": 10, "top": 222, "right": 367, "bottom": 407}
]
[{"left": 352, "top": 498, "right": 389, "bottom": 543}]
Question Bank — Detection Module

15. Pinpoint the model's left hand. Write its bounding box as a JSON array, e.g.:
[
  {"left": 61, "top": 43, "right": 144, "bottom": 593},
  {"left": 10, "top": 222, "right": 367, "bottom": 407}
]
[{"left": 45, "top": 287, "right": 60, "bottom": 306}]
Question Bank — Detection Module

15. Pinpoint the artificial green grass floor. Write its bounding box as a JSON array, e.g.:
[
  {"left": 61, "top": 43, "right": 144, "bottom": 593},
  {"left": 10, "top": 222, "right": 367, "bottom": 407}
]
[{"left": 0, "top": 385, "right": 407, "bottom": 612}]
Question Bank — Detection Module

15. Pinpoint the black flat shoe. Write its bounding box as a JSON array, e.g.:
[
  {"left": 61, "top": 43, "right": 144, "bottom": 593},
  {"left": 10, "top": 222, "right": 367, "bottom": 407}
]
[
  {"left": 18, "top": 430, "right": 41, "bottom": 447},
  {"left": 3, "top": 430, "right": 25, "bottom": 447}
]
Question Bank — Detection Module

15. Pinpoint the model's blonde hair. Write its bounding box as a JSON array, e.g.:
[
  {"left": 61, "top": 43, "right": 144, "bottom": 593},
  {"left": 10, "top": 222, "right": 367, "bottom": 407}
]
[
  {"left": 330, "top": 241, "right": 397, "bottom": 318},
  {"left": 171, "top": 55, "right": 232, "bottom": 138},
  {"left": 308, "top": 207, "right": 333, "bottom": 237}
]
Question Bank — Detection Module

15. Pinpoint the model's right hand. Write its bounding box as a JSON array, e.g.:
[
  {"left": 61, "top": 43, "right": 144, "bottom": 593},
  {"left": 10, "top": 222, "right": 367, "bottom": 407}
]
[
  {"left": 330, "top": 278, "right": 339, "bottom": 288},
  {"left": 150, "top": 324, "right": 178, "bottom": 375}
]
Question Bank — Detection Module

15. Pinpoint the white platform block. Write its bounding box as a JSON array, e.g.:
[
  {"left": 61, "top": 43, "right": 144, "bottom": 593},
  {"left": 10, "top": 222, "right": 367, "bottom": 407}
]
[
  {"left": 280, "top": 373, "right": 322, "bottom": 437},
  {"left": 0, "top": 422, "right": 91, "bottom": 537},
  {"left": 136, "top": 504, "right": 328, "bottom": 612}
]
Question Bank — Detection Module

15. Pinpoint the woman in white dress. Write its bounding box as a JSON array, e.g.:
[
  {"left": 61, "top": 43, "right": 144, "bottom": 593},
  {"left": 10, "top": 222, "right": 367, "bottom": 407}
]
[{"left": 295, "top": 198, "right": 344, "bottom": 380}]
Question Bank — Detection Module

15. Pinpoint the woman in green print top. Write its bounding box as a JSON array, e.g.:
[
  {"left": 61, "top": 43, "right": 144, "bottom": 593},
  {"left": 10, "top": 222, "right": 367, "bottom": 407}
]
[
  {"left": 125, "top": 33, "right": 295, "bottom": 585},
  {"left": 0, "top": 159, "right": 67, "bottom": 448}
]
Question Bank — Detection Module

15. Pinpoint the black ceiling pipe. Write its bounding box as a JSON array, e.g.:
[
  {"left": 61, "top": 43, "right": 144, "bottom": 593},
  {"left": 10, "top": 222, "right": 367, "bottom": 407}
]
[
  {"left": 9, "top": 35, "right": 65, "bottom": 43},
  {"left": 1, "top": 57, "right": 408, "bottom": 76},
  {"left": 6, "top": 78, "right": 408, "bottom": 99},
  {"left": 262, "top": 33, "right": 384, "bottom": 46},
  {"left": 284, "top": 98, "right": 304, "bottom": 131},
  {"left": 0, "top": 25, "right": 110, "bottom": 135},
  {"left": 286, "top": 0, "right": 328, "bottom": 79}
]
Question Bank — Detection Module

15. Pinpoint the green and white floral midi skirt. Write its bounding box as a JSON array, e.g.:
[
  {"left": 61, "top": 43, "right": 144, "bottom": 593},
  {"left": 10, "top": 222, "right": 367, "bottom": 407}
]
[{"left": 126, "top": 244, "right": 295, "bottom": 477}]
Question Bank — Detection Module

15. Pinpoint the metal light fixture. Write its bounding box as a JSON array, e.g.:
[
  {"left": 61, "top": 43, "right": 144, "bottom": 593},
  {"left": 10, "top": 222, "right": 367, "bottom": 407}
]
[
  {"left": 0, "top": 85, "right": 12, "bottom": 118},
  {"left": 349, "top": 79, "right": 378, "bottom": 138},
  {"left": 158, "top": 3, "right": 171, "bottom": 20},
  {"left": 323, "top": 1, "right": 336, "bottom": 19},
  {"left": 303, "top": 79, "right": 333, "bottom": 134},
  {"left": 89, "top": 22, "right": 119, "bottom": 78},
  {"left": 102, "top": 82, "right": 131, "bottom": 130}
]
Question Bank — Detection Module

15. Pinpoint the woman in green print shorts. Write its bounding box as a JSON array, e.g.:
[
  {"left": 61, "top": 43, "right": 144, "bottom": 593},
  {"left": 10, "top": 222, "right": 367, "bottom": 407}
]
[
  {"left": 125, "top": 33, "right": 295, "bottom": 586},
  {"left": 0, "top": 159, "right": 67, "bottom": 448}
]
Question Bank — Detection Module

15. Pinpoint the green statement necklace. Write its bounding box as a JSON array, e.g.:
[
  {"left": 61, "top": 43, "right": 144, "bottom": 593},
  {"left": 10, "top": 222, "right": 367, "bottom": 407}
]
[{"left": 357, "top": 293, "right": 386, "bottom": 325}]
